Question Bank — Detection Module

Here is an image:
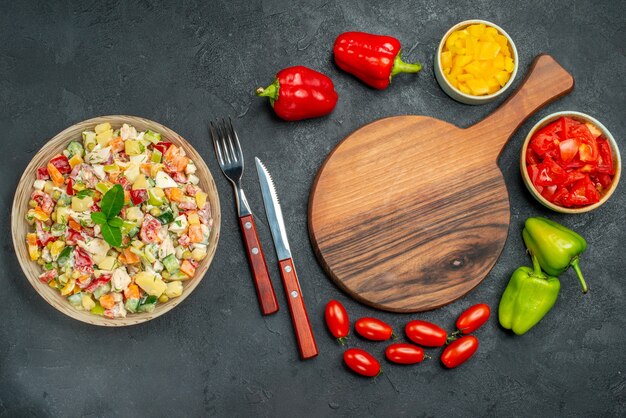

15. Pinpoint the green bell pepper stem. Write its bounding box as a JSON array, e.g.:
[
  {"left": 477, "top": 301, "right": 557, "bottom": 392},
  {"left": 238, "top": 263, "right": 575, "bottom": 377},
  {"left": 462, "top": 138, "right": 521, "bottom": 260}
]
[
  {"left": 391, "top": 52, "right": 422, "bottom": 77},
  {"left": 571, "top": 257, "right": 588, "bottom": 293},
  {"left": 255, "top": 79, "right": 280, "bottom": 107}
]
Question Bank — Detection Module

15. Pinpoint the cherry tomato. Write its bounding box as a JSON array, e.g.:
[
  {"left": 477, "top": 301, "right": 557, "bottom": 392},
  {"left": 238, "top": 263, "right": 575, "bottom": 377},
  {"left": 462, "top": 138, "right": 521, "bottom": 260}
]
[
  {"left": 385, "top": 343, "right": 426, "bottom": 365},
  {"left": 441, "top": 335, "right": 478, "bottom": 368},
  {"left": 456, "top": 303, "right": 491, "bottom": 335},
  {"left": 343, "top": 348, "right": 380, "bottom": 377},
  {"left": 325, "top": 300, "right": 350, "bottom": 344},
  {"left": 405, "top": 320, "right": 447, "bottom": 347},
  {"left": 355, "top": 317, "right": 393, "bottom": 341}
]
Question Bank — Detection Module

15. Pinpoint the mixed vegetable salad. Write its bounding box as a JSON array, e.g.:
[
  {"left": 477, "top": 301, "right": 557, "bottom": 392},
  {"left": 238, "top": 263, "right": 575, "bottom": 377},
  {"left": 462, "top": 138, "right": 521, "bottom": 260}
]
[{"left": 26, "top": 123, "right": 213, "bottom": 318}]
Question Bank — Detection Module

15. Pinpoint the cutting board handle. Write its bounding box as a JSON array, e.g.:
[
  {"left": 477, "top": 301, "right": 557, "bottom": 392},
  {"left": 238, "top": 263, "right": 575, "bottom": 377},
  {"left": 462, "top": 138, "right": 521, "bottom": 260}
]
[{"left": 470, "top": 54, "right": 574, "bottom": 154}]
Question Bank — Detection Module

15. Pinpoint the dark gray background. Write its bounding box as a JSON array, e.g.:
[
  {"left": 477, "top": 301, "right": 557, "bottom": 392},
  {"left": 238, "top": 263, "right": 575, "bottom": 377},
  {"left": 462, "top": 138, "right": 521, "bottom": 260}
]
[{"left": 1, "top": 0, "right": 624, "bottom": 417}]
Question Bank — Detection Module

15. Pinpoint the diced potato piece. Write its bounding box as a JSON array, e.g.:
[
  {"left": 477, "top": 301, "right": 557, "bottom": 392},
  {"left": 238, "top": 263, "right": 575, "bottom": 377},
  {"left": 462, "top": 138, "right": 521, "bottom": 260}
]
[
  {"left": 94, "top": 123, "right": 111, "bottom": 134},
  {"left": 135, "top": 272, "right": 167, "bottom": 297},
  {"left": 71, "top": 196, "right": 94, "bottom": 212},
  {"left": 191, "top": 247, "right": 207, "bottom": 261},
  {"left": 195, "top": 191, "right": 207, "bottom": 209},
  {"left": 96, "top": 256, "right": 117, "bottom": 271},
  {"left": 165, "top": 281, "right": 183, "bottom": 298},
  {"left": 132, "top": 174, "right": 148, "bottom": 190},
  {"left": 69, "top": 154, "right": 83, "bottom": 168},
  {"left": 187, "top": 212, "right": 200, "bottom": 225},
  {"left": 29, "top": 244, "right": 40, "bottom": 261},
  {"left": 96, "top": 129, "right": 113, "bottom": 147},
  {"left": 125, "top": 140, "right": 142, "bottom": 156},
  {"left": 82, "top": 295, "right": 96, "bottom": 310}
]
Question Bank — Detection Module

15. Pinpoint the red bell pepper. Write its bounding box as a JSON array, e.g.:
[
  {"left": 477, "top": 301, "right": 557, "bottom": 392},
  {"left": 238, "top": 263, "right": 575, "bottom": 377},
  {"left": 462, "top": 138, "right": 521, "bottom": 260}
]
[
  {"left": 66, "top": 178, "right": 75, "bottom": 196},
  {"left": 255, "top": 66, "right": 338, "bottom": 121},
  {"left": 153, "top": 142, "right": 173, "bottom": 156},
  {"left": 49, "top": 155, "right": 72, "bottom": 174},
  {"left": 333, "top": 32, "right": 422, "bottom": 89},
  {"left": 37, "top": 167, "right": 50, "bottom": 180},
  {"left": 130, "top": 189, "right": 147, "bottom": 205}
]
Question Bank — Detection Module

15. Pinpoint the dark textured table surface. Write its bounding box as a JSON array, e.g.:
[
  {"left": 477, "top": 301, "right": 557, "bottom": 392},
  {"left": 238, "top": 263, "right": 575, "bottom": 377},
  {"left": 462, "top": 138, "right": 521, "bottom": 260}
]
[{"left": 1, "top": 1, "right": 624, "bottom": 417}]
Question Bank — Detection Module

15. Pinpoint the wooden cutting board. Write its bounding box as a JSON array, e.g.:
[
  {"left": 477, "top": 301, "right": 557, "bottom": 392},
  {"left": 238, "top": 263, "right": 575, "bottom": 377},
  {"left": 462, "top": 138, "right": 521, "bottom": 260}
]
[{"left": 308, "top": 55, "right": 574, "bottom": 313}]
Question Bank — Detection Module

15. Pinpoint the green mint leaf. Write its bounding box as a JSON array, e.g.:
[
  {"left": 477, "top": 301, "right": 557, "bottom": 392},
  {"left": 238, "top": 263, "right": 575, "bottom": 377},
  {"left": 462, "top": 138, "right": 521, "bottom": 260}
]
[
  {"left": 91, "top": 211, "right": 108, "bottom": 225},
  {"left": 76, "top": 189, "right": 94, "bottom": 199},
  {"left": 101, "top": 223, "right": 122, "bottom": 247},
  {"left": 107, "top": 216, "right": 124, "bottom": 228},
  {"left": 100, "top": 184, "right": 124, "bottom": 219}
]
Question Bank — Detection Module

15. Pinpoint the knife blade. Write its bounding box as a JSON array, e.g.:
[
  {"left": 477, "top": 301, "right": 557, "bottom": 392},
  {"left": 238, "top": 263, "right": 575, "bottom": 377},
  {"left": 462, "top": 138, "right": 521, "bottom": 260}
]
[{"left": 255, "top": 157, "right": 319, "bottom": 360}]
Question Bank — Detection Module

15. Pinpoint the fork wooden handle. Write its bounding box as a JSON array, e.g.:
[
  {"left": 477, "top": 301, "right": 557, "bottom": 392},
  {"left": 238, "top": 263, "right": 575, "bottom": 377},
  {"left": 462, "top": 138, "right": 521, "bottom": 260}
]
[
  {"left": 279, "top": 258, "right": 318, "bottom": 360},
  {"left": 238, "top": 215, "right": 279, "bottom": 315}
]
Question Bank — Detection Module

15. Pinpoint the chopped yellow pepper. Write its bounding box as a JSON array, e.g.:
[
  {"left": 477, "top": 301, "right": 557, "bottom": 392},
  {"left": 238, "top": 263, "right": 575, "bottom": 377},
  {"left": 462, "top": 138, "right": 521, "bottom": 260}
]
[{"left": 441, "top": 23, "right": 514, "bottom": 96}]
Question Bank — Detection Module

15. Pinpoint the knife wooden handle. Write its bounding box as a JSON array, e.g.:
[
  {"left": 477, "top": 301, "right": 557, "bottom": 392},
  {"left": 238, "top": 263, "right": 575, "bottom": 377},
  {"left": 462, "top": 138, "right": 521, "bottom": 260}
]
[
  {"left": 239, "top": 215, "right": 279, "bottom": 315},
  {"left": 279, "top": 258, "right": 319, "bottom": 360}
]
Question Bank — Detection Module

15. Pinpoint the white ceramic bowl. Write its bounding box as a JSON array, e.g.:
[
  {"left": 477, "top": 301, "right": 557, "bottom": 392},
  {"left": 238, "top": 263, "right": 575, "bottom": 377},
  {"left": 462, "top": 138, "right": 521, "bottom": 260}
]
[
  {"left": 434, "top": 19, "right": 519, "bottom": 105},
  {"left": 521, "top": 111, "right": 621, "bottom": 213}
]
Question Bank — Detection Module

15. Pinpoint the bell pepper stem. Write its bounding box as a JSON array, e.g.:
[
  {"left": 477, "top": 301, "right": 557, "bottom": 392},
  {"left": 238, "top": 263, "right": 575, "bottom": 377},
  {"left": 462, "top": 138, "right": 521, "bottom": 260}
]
[
  {"left": 391, "top": 52, "right": 423, "bottom": 77},
  {"left": 570, "top": 258, "right": 588, "bottom": 293},
  {"left": 531, "top": 254, "right": 543, "bottom": 276},
  {"left": 255, "top": 79, "right": 280, "bottom": 106}
]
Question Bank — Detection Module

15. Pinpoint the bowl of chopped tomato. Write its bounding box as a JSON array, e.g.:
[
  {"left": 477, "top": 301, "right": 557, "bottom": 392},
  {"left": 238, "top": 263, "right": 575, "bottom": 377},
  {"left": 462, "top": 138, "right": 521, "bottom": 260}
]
[{"left": 521, "top": 111, "right": 621, "bottom": 213}]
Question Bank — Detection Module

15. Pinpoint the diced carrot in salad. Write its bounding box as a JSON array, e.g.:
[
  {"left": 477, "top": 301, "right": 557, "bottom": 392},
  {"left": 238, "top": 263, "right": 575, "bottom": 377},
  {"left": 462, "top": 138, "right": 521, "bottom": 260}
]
[{"left": 25, "top": 123, "right": 212, "bottom": 318}]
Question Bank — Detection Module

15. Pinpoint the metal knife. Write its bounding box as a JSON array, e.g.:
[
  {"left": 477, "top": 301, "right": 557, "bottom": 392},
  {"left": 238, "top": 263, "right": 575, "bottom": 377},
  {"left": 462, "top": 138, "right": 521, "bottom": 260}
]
[{"left": 255, "top": 157, "right": 319, "bottom": 360}]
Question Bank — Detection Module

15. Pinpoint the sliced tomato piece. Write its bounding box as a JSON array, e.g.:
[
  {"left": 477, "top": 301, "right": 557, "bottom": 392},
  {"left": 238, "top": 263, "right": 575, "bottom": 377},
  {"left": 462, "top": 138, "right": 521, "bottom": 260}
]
[
  {"left": 563, "top": 170, "right": 586, "bottom": 186},
  {"left": 558, "top": 138, "right": 579, "bottom": 162},
  {"left": 551, "top": 187, "right": 570, "bottom": 206},
  {"left": 526, "top": 148, "right": 541, "bottom": 165},
  {"left": 540, "top": 185, "right": 557, "bottom": 200},
  {"left": 565, "top": 177, "right": 600, "bottom": 207},
  {"left": 535, "top": 156, "right": 567, "bottom": 186},
  {"left": 594, "top": 173, "right": 613, "bottom": 190},
  {"left": 569, "top": 124, "right": 598, "bottom": 162},
  {"left": 595, "top": 138, "right": 614, "bottom": 175}
]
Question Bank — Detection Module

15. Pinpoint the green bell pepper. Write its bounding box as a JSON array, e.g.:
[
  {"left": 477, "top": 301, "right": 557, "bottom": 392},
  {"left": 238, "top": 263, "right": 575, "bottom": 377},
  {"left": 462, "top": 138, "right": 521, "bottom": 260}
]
[
  {"left": 499, "top": 255, "right": 560, "bottom": 335},
  {"left": 522, "top": 217, "right": 588, "bottom": 293}
]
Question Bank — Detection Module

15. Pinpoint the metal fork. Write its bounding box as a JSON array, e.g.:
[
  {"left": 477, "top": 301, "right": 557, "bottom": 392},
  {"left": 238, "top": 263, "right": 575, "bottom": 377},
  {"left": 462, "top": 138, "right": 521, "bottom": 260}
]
[{"left": 210, "top": 118, "right": 279, "bottom": 315}]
